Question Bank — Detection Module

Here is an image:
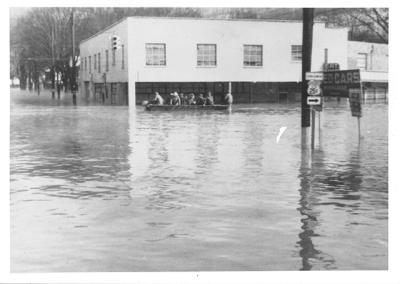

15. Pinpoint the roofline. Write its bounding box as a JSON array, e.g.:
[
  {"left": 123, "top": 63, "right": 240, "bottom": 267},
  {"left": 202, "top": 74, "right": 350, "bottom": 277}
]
[
  {"left": 80, "top": 16, "right": 329, "bottom": 45},
  {"left": 80, "top": 17, "right": 128, "bottom": 45}
]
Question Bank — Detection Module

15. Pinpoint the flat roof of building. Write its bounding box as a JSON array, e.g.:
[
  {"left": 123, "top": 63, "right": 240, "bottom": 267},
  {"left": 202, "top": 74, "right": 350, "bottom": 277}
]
[{"left": 80, "top": 16, "right": 333, "bottom": 45}]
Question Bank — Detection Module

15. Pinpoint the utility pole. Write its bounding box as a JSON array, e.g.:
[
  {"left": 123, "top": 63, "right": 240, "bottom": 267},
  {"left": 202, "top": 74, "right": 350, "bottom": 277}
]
[
  {"left": 301, "top": 8, "right": 314, "bottom": 129},
  {"left": 71, "top": 9, "right": 77, "bottom": 105},
  {"left": 51, "top": 27, "right": 55, "bottom": 99}
]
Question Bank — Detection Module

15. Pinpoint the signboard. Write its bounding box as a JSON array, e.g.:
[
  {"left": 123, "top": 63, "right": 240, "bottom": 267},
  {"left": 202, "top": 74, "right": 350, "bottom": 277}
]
[
  {"left": 306, "top": 72, "right": 323, "bottom": 81},
  {"left": 321, "top": 69, "right": 361, "bottom": 98},
  {"left": 307, "top": 82, "right": 321, "bottom": 96},
  {"left": 349, "top": 88, "right": 362, "bottom": 117},
  {"left": 307, "top": 96, "right": 321, "bottom": 105},
  {"left": 323, "top": 63, "right": 340, "bottom": 71}
]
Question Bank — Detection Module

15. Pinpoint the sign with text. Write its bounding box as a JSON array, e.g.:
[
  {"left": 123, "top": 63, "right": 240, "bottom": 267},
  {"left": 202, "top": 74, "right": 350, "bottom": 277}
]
[
  {"left": 349, "top": 88, "right": 362, "bottom": 117},
  {"left": 323, "top": 63, "right": 340, "bottom": 71},
  {"left": 321, "top": 69, "right": 361, "bottom": 98},
  {"left": 306, "top": 72, "right": 323, "bottom": 81}
]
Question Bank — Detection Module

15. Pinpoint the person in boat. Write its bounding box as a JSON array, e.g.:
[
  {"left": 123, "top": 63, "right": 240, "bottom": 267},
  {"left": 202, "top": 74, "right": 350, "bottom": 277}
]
[
  {"left": 187, "top": 93, "right": 196, "bottom": 105},
  {"left": 170, "top": 91, "right": 181, "bottom": 106},
  {"left": 224, "top": 92, "right": 233, "bottom": 105},
  {"left": 165, "top": 93, "right": 172, "bottom": 105},
  {"left": 151, "top": 92, "right": 164, "bottom": 105},
  {"left": 205, "top": 91, "right": 214, "bottom": 105},
  {"left": 179, "top": 92, "right": 187, "bottom": 105},
  {"left": 196, "top": 93, "right": 206, "bottom": 105}
]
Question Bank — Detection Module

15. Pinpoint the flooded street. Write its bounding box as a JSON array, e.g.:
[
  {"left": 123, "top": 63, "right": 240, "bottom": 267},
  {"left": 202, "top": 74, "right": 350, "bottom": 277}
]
[{"left": 10, "top": 90, "right": 388, "bottom": 271}]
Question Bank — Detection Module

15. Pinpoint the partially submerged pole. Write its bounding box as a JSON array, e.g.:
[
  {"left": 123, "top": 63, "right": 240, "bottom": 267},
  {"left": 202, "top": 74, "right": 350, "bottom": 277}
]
[
  {"left": 311, "top": 108, "right": 315, "bottom": 149},
  {"left": 51, "top": 27, "right": 55, "bottom": 99},
  {"left": 301, "top": 8, "right": 314, "bottom": 147},
  {"left": 71, "top": 9, "right": 77, "bottom": 106}
]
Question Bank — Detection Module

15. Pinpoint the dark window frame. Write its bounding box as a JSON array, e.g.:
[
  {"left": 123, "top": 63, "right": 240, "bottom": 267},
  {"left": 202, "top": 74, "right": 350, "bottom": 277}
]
[
  {"left": 197, "top": 44, "right": 217, "bottom": 66},
  {"left": 243, "top": 44, "right": 263, "bottom": 67},
  {"left": 145, "top": 43, "right": 166, "bottom": 66}
]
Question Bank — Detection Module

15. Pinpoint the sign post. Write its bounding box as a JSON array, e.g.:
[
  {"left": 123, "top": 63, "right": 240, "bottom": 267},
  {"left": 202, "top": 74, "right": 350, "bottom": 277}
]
[{"left": 306, "top": 72, "right": 323, "bottom": 150}]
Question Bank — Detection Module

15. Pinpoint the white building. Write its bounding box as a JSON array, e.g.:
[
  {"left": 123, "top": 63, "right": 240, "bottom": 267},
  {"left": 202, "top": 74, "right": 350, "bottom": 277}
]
[
  {"left": 79, "top": 17, "right": 348, "bottom": 105},
  {"left": 347, "top": 41, "right": 388, "bottom": 100}
]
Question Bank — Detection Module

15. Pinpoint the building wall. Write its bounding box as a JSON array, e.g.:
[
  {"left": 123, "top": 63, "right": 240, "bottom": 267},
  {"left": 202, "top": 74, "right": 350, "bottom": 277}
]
[
  {"left": 79, "top": 17, "right": 349, "bottom": 105},
  {"left": 128, "top": 18, "right": 348, "bottom": 83},
  {"left": 348, "top": 41, "right": 388, "bottom": 72},
  {"left": 79, "top": 18, "right": 129, "bottom": 104}
]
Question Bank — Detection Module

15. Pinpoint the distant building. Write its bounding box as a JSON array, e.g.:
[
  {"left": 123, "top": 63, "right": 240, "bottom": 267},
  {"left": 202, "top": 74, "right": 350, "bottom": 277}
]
[
  {"left": 347, "top": 41, "right": 388, "bottom": 100},
  {"left": 79, "top": 17, "right": 348, "bottom": 105}
]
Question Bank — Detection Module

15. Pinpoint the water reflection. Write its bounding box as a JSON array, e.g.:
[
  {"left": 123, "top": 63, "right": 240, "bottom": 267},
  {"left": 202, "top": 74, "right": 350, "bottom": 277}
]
[
  {"left": 298, "top": 135, "right": 365, "bottom": 270},
  {"left": 298, "top": 145, "right": 334, "bottom": 270},
  {"left": 11, "top": 95, "right": 388, "bottom": 271}
]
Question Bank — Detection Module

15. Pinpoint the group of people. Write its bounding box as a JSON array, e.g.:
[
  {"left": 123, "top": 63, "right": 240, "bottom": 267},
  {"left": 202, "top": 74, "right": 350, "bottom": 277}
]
[{"left": 151, "top": 91, "right": 233, "bottom": 106}]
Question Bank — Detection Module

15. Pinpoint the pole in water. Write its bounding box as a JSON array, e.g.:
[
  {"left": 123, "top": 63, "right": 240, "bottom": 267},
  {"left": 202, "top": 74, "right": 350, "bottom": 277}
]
[
  {"left": 358, "top": 117, "right": 361, "bottom": 140},
  {"left": 311, "top": 108, "right": 315, "bottom": 150},
  {"left": 71, "top": 9, "right": 77, "bottom": 106},
  {"left": 301, "top": 8, "right": 314, "bottom": 129},
  {"left": 318, "top": 111, "right": 321, "bottom": 137}
]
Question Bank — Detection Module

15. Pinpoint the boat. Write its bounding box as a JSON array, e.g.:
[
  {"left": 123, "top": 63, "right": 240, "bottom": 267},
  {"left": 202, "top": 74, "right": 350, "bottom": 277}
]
[{"left": 145, "top": 104, "right": 230, "bottom": 111}]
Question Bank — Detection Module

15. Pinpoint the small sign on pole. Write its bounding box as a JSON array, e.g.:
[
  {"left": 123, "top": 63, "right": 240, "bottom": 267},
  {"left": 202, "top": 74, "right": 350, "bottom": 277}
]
[
  {"left": 307, "top": 96, "right": 321, "bottom": 105},
  {"left": 306, "top": 72, "right": 323, "bottom": 81},
  {"left": 349, "top": 88, "right": 362, "bottom": 117}
]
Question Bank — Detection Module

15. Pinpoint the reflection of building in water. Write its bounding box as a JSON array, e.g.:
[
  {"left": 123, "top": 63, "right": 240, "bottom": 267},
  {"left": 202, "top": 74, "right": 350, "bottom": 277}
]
[
  {"left": 297, "top": 143, "right": 364, "bottom": 270},
  {"left": 194, "top": 113, "right": 220, "bottom": 179},
  {"left": 241, "top": 121, "right": 265, "bottom": 181},
  {"left": 129, "top": 112, "right": 213, "bottom": 212}
]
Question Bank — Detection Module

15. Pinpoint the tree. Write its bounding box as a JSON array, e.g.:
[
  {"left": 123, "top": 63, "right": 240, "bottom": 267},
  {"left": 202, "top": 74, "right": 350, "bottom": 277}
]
[{"left": 315, "top": 8, "right": 388, "bottom": 43}]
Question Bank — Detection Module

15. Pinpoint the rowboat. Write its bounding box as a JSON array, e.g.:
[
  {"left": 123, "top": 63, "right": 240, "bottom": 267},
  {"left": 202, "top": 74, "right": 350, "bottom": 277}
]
[{"left": 145, "top": 104, "right": 230, "bottom": 111}]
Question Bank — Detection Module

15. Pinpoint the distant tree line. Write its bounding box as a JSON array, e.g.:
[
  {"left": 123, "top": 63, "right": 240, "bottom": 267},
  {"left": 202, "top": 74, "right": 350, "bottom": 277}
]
[{"left": 10, "top": 7, "right": 388, "bottom": 88}]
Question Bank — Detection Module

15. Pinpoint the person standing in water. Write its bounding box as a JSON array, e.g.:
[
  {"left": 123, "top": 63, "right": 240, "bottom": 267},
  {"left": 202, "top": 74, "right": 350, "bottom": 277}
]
[
  {"left": 224, "top": 92, "right": 233, "bottom": 105},
  {"left": 205, "top": 91, "right": 214, "bottom": 105}
]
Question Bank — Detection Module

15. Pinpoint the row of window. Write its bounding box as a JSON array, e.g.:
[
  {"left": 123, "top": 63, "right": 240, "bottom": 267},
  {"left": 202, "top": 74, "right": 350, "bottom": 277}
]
[
  {"left": 83, "top": 45, "right": 125, "bottom": 74},
  {"left": 83, "top": 43, "right": 303, "bottom": 73},
  {"left": 145, "top": 43, "right": 303, "bottom": 67}
]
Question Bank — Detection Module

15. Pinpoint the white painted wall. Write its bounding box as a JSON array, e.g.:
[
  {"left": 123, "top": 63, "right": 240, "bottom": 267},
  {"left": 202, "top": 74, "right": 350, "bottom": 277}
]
[
  {"left": 79, "top": 17, "right": 348, "bottom": 104},
  {"left": 127, "top": 17, "right": 348, "bottom": 83}
]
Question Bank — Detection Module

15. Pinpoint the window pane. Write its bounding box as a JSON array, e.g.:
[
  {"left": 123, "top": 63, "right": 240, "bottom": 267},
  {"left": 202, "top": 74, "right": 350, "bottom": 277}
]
[
  {"left": 197, "top": 44, "right": 216, "bottom": 66},
  {"left": 291, "top": 45, "right": 302, "bottom": 61},
  {"left": 146, "top": 43, "right": 166, "bottom": 66},
  {"left": 243, "top": 45, "right": 262, "bottom": 66}
]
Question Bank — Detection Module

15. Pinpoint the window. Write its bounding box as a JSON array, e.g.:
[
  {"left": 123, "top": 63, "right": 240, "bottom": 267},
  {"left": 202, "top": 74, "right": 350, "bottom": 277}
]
[
  {"left": 121, "top": 45, "right": 125, "bottom": 69},
  {"left": 146, "top": 43, "right": 166, "bottom": 66},
  {"left": 94, "top": 54, "right": 97, "bottom": 70},
  {"left": 197, "top": 44, "right": 217, "bottom": 66},
  {"left": 98, "top": 52, "right": 101, "bottom": 73},
  {"left": 89, "top": 56, "right": 92, "bottom": 73},
  {"left": 291, "top": 45, "right": 302, "bottom": 61},
  {"left": 357, "top": 53, "right": 368, "bottom": 70},
  {"left": 243, "top": 45, "right": 263, "bottom": 66},
  {"left": 105, "top": 50, "right": 109, "bottom": 71},
  {"left": 84, "top": 57, "right": 87, "bottom": 72},
  {"left": 112, "top": 49, "right": 116, "bottom": 66}
]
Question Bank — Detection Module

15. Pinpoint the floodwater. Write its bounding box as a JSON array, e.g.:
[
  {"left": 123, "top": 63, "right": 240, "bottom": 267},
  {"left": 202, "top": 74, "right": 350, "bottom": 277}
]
[{"left": 10, "top": 90, "right": 388, "bottom": 271}]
